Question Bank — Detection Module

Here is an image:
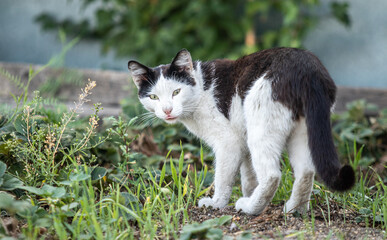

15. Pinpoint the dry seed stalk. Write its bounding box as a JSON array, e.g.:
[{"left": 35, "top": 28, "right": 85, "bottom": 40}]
[{"left": 51, "top": 79, "right": 96, "bottom": 165}]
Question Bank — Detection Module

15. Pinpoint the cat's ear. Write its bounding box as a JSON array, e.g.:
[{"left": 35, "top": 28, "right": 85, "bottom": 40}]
[
  {"left": 128, "top": 61, "right": 149, "bottom": 88},
  {"left": 171, "top": 49, "right": 193, "bottom": 73}
]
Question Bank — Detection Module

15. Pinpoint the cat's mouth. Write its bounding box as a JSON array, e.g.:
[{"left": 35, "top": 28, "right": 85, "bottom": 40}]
[
  {"left": 165, "top": 116, "right": 177, "bottom": 121},
  {"left": 164, "top": 115, "right": 179, "bottom": 123}
]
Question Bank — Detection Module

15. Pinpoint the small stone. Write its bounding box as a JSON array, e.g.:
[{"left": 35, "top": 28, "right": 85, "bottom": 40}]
[{"left": 229, "top": 222, "right": 239, "bottom": 232}]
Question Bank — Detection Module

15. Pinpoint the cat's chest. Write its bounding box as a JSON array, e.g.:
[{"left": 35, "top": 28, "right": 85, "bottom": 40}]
[
  {"left": 183, "top": 108, "right": 226, "bottom": 139},
  {"left": 180, "top": 92, "right": 246, "bottom": 147}
]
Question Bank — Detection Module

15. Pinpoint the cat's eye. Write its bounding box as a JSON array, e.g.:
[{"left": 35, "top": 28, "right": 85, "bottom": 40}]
[
  {"left": 172, "top": 88, "right": 181, "bottom": 97},
  {"left": 149, "top": 94, "right": 159, "bottom": 100}
]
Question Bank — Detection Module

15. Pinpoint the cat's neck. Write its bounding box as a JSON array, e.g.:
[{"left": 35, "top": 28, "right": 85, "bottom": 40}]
[{"left": 178, "top": 61, "right": 235, "bottom": 139}]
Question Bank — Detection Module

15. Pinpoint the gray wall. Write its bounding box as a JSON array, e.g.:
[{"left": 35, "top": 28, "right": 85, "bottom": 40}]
[
  {"left": 304, "top": 0, "right": 387, "bottom": 88},
  {"left": 0, "top": 0, "right": 127, "bottom": 70},
  {"left": 0, "top": 0, "right": 386, "bottom": 88}
]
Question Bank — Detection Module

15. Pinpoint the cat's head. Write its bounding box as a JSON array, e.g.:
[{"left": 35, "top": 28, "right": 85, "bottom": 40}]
[{"left": 128, "top": 49, "right": 200, "bottom": 124}]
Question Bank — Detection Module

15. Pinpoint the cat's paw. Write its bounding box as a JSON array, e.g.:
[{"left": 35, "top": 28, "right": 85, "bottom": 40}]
[
  {"left": 235, "top": 197, "right": 253, "bottom": 214},
  {"left": 198, "top": 197, "right": 227, "bottom": 209},
  {"left": 283, "top": 200, "right": 309, "bottom": 214},
  {"left": 235, "top": 197, "right": 265, "bottom": 215},
  {"left": 198, "top": 197, "right": 214, "bottom": 208}
]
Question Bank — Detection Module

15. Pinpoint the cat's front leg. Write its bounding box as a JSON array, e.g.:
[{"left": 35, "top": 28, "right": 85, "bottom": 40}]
[{"left": 198, "top": 141, "right": 242, "bottom": 209}]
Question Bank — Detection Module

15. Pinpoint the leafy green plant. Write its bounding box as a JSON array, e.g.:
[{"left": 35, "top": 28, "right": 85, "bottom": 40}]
[
  {"left": 0, "top": 161, "right": 23, "bottom": 191},
  {"left": 35, "top": 0, "right": 350, "bottom": 66},
  {"left": 106, "top": 116, "right": 138, "bottom": 171},
  {"left": 0, "top": 81, "right": 106, "bottom": 187},
  {"left": 332, "top": 100, "right": 387, "bottom": 169},
  {"left": 180, "top": 215, "right": 232, "bottom": 240},
  {"left": 0, "top": 192, "right": 35, "bottom": 238}
]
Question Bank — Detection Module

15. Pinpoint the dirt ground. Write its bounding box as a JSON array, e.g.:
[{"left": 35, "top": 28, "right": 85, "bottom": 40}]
[{"left": 188, "top": 203, "right": 386, "bottom": 239}]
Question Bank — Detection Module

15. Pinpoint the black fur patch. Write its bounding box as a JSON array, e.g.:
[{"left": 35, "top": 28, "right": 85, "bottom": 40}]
[
  {"left": 136, "top": 67, "right": 161, "bottom": 98},
  {"left": 200, "top": 61, "right": 215, "bottom": 91},
  {"left": 162, "top": 64, "right": 196, "bottom": 87},
  {"left": 201, "top": 59, "right": 236, "bottom": 118},
  {"left": 333, "top": 165, "right": 356, "bottom": 191}
]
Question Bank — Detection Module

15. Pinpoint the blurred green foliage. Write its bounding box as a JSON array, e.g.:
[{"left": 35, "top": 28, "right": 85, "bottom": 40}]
[
  {"left": 35, "top": 0, "right": 350, "bottom": 66},
  {"left": 332, "top": 100, "right": 387, "bottom": 169}
]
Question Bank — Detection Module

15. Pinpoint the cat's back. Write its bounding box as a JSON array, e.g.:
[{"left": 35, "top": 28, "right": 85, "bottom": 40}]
[
  {"left": 199, "top": 47, "right": 336, "bottom": 120},
  {"left": 236, "top": 47, "right": 332, "bottom": 94},
  {"left": 236, "top": 47, "right": 337, "bottom": 119}
]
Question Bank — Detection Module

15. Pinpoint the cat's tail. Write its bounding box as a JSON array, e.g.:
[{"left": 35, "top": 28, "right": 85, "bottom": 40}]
[{"left": 304, "top": 82, "right": 355, "bottom": 192}]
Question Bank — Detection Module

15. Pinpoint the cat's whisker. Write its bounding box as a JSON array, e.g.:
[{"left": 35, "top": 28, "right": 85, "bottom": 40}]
[
  {"left": 136, "top": 112, "right": 163, "bottom": 127},
  {"left": 140, "top": 116, "right": 156, "bottom": 124},
  {"left": 132, "top": 112, "right": 158, "bottom": 126},
  {"left": 135, "top": 116, "right": 154, "bottom": 124},
  {"left": 137, "top": 112, "right": 155, "bottom": 118},
  {"left": 182, "top": 106, "right": 200, "bottom": 114},
  {"left": 183, "top": 106, "right": 200, "bottom": 111},
  {"left": 135, "top": 113, "right": 153, "bottom": 121}
]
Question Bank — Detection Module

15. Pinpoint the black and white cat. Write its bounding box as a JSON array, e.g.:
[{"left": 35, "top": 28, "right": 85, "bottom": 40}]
[{"left": 128, "top": 48, "right": 355, "bottom": 215}]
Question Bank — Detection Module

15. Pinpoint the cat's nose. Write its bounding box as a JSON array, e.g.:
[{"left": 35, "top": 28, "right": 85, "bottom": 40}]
[{"left": 163, "top": 108, "right": 173, "bottom": 115}]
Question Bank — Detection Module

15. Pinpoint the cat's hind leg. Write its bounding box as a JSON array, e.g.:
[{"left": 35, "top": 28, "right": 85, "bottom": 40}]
[
  {"left": 240, "top": 156, "right": 258, "bottom": 197},
  {"left": 235, "top": 78, "right": 294, "bottom": 215},
  {"left": 284, "top": 118, "right": 315, "bottom": 214}
]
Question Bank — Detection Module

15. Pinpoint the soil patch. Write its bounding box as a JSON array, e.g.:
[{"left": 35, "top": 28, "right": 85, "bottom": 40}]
[{"left": 188, "top": 204, "right": 386, "bottom": 239}]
